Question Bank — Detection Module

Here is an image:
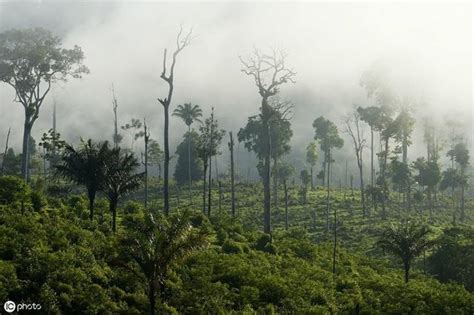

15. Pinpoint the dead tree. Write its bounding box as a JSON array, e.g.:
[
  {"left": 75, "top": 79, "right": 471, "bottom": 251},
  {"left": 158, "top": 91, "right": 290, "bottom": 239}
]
[
  {"left": 111, "top": 84, "right": 121, "bottom": 149},
  {"left": 157, "top": 27, "right": 192, "bottom": 216},
  {"left": 1, "top": 127, "right": 11, "bottom": 175},
  {"left": 240, "top": 48, "right": 295, "bottom": 234},
  {"left": 228, "top": 131, "right": 236, "bottom": 217},
  {"left": 207, "top": 110, "right": 214, "bottom": 217},
  {"left": 142, "top": 119, "right": 150, "bottom": 209},
  {"left": 344, "top": 107, "right": 367, "bottom": 217}
]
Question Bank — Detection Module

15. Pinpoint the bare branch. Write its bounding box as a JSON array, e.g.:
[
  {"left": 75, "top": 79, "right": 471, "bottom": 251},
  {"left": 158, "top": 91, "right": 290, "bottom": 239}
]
[{"left": 240, "top": 48, "right": 296, "bottom": 98}]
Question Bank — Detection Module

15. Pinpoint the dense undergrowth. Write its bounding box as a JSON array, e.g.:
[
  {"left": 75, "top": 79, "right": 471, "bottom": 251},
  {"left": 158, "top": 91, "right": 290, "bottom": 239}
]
[{"left": 0, "top": 178, "right": 473, "bottom": 314}]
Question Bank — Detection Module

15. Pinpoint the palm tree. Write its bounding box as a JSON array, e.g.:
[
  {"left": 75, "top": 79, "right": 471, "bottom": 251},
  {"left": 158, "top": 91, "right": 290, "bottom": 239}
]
[
  {"left": 119, "top": 211, "right": 208, "bottom": 315},
  {"left": 378, "top": 220, "right": 433, "bottom": 283},
  {"left": 55, "top": 139, "right": 109, "bottom": 221},
  {"left": 103, "top": 147, "right": 143, "bottom": 232},
  {"left": 173, "top": 103, "right": 202, "bottom": 203}
]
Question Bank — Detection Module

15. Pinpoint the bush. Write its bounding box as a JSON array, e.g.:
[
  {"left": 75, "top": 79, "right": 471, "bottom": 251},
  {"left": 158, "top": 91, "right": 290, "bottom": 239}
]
[
  {"left": 30, "top": 191, "right": 45, "bottom": 211},
  {"left": 0, "top": 176, "right": 28, "bottom": 204},
  {"left": 123, "top": 201, "right": 143, "bottom": 215},
  {"left": 222, "top": 239, "right": 244, "bottom": 254},
  {"left": 255, "top": 233, "right": 272, "bottom": 251},
  {"left": 216, "top": 228, "right": 228, "bottom": 245}
]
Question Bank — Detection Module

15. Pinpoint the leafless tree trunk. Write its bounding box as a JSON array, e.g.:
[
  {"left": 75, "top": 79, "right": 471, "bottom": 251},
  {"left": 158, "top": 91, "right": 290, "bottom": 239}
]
[
  {"left": 112, "top": 84, "right": 120, "bottom": 149},
  {"left": 207, "top": 112, "right": 214, "bottom": 217},
  {"left": 284, "top": 178, "right": 289, "bottom": 230},
  {"left": 188, "top": 124, "right": 192, "bottom": 204},
  {"left": 143, "top": 119, "right": 150, "bottom": 209},
  {"left": 344, "top": 109, "right": 367, "bottom": 217},
  {"left": 202, "top": 161, "right": 207, "bottom": 214},
  {"left": 273, "top": 155, "right": 278, "bottom": 207},
  {"left": 157, "top": 27, "right": 192, "bottom": 216},
  {"left": 228, "top": 131, "right": 236, "bottom": 217},
  {"left": 326, "top": 148, "right": 331, "bottom": 232},
  {"left": 1, "top": 127, "right": 11, "bottom": 175}
]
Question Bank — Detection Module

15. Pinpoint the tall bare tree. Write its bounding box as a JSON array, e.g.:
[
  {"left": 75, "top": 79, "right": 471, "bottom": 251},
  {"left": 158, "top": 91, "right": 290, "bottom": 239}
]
[
  {"left": 344, "top": 107, "right": 367, "bottom": 217},
  {"left": 157, "top": 27, "right": 192, "bottom": 216},
  {"left": 240, "top": 48, "right": 295, "bottom": 234},
  {"left": 1, "top": 127, "right": 11, "bottom": 175},
  {"left": 228, "top": 131, "right": 236, "bottom": 217},
  {"left": 111, "top": 84, "right": 122, "bottom": 149},
  {"left": 136, "top": 119, "right": 151, "bottom": 209}
]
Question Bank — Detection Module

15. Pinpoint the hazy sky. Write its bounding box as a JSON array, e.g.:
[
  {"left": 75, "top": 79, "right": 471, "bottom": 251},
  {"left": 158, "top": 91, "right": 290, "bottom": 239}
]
[{"left": 0, "top": 1, "right": 472, "bottom": 177}]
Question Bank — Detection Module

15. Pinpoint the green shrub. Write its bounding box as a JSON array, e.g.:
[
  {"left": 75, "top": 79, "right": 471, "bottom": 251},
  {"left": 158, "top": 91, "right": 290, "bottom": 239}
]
[
  {"left": 255, "top": 233, "right": 272, "bottom": 251},
  {"left": 30, "top": 191, "right": 45, "bottom": 211},
  {"left": 216, "top": 228, "right": 228, "bottom": 245},
  {"left": 0, "top": 175, "right": 28, "bottom": 204},
  {"left": 222, "top": 239, "right": 244, "bottom": 254}
]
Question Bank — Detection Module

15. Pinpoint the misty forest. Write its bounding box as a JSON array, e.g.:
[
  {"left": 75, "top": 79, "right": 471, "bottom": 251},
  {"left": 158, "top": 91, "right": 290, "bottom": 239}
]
[{"left": 0, "top": 2, "right": 473, "bottom": 314}]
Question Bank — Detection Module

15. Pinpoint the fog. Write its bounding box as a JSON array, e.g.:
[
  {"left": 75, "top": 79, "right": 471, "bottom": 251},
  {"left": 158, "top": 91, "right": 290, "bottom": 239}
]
[{"left": 0, "top": 1, "right": 472, "bottom": 181}]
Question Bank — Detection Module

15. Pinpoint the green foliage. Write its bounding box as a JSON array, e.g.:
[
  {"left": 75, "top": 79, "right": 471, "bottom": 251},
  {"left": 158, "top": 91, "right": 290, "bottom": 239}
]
[
  {"left": 306, "top": 141, "right": 318, "bottom": 167},
  {"left": 39, "top": 128, "right": 67, "bottom": 166},
  {"left": 30, "top": 190, "right": 45, "bottom": 212},
  {"left": 0, "top": 175, "right": 29, "bottom": 205},
  {"left": 312, "top": 116, "right": 344, "bottom": 152},
  {"left": 172, "top": 103, "right": 203, "bottom": 127},
  {"left": 377, "top": 220, "right": 434, "bottom": 282},
  {"left": 428, "top": 226, "right": 474, "bottom": 292},
  {"left": 55, "top": 139, "right": 111, "bottom": 217},
  {"left": 0, "top": 184, "right": 473, "bottom": 314},
  {"left": 238, "top": 104, "right": 293, "bottom": 162},
  {"left": 222, "top": 239, "right": 244, "bottom": 254},
  {"left": 196, "top": 109, "right": 225, "bottom": 164},
  {"left": 412, "top": 157, "right": 441, "bottom": 190},
  {"left": 174, "top": 131, "right": 203, "bottom": 185},
  {"left": 1, "top": 148, "right": 21, "bottom": 175}
]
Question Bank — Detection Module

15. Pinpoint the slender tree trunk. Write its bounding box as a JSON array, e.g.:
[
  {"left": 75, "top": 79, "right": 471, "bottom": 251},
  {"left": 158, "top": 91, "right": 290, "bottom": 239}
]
[
  {"left": 359, "top": 162, "right": 366, "bottom": 217},
  {"left": 332, "top": 191, "right": 337, "bottom": 275},
  {"left": 202, "top": 162, "right": 207, "bottom": 214},
  {"left": 262, "top": 104, "right": 272, "bottom": 234},
  {"left": 370, "top": 127, "right": 374, "bottom": 186},
  {"left": 273, "top": 156, "right": 278, "bottom": 207},
  {"left": 148, "top": 281, "right": 156, "bottom": 315},
  {"left": 145, "top": 135, "right": 149, "bottom": 209},
  {"left": 110, "top": 196, "right": 118, "bottom": 233},
  {"left": 88, "top": 190, "right": 96, "bottom": 221},
  {"left": 187, "top": 125, "right": 192, "bottom": 204},
  {"left": 322, "top": 159, "right": 326, "bottom": 187},
  {"left": 1, "top": 127, "right": 11, "bottom": 175},
  {"left": 370, "top": 127, "right": 375, "bottom": 215},
  {"left": 381, "top": 137, "right": 389, "bottom": 219},
  {"left": 208, "top": 155, "right": 212, "bottom": 217},
  {"left": 310, "top": 166, "right": 314, "bottom": 190},
  {"left": 43, "top": 148, "right": 47, "bottom": 178},
  {"left": 428, "top": 187, "right": 433, "bottom": 219},
  {"left": 451, "top": 180, "right": 456, "bottom": 225},
  {"left": 229, "top": 132, "right": 236, "bottom": 217},
  {"left": 247, "top": 150, "right": 251, "bottom": 183},
  {"left": 163, "top": 105, "right": 170, "bottom": 216},
  {"left": 404, "top": 261, "right": 410, "bottom": 283},
  {"left": 284, "top": 179, "right": 289, "bottom": 230},
  {"left": 326, "top": 149, "right": 331, "bottom": 232},
  {"left": 21, "top": 121, "right": 32, "bottom": 182},
  {"left": 460, "top": 169, "right": 465, "bottom": 222},
  {"left": 351, "top": 175, "right": 354, "bottom": 196}
]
